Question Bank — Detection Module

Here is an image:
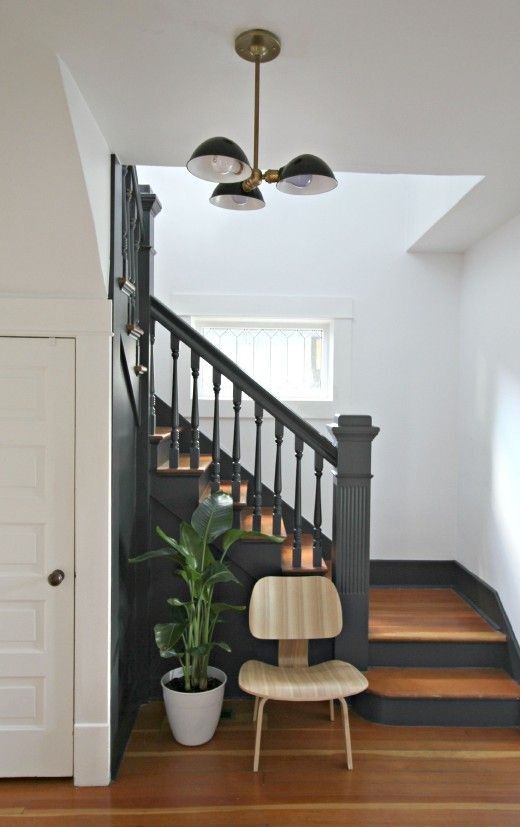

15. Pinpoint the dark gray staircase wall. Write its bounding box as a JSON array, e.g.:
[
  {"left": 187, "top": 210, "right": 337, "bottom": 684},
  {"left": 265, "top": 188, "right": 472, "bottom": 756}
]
[{"left": 155, "top": 396, "right": 332, "bottom": 558}]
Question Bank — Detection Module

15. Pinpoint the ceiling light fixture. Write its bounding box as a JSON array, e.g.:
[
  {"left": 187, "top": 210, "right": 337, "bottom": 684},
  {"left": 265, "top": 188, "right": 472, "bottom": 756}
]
[{"left": 186, "top": 29, "right": 338, "bottom": 210}]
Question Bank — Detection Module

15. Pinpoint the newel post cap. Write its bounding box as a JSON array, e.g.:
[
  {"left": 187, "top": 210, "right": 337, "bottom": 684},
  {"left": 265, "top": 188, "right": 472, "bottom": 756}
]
[{"left": 327, "top": 415, "right": 380, "bottom": 477}]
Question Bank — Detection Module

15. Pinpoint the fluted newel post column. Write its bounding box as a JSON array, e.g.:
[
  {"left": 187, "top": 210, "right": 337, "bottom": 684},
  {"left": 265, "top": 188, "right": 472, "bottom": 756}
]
[{"left": 328, "top": 415, "right": 379, "bottom": 669}]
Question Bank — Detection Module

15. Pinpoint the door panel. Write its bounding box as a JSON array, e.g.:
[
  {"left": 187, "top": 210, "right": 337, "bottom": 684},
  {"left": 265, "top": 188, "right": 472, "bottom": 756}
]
[{"left": 0, "top": 337, "right": 74, "bottom": 777}]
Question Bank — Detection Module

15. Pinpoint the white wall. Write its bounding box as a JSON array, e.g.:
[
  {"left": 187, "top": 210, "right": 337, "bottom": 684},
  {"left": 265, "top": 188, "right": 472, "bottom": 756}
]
[
  {"left": 458, "top": 213, "right": 520, "bottom": 641},
  {"left": 140, "top": 166, "right": 462, "bottom": 560},
  {"left": 0, "top": 40, "right": 109, "bottom": 298},
  {"left": 0, "top": 37, "right": 113, "bottom": 783}
]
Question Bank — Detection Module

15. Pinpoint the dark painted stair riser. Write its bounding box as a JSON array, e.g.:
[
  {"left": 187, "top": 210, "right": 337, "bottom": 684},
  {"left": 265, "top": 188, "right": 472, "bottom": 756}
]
[
  {"left": 369, "top": 640, "right": 509, "bottom": 670},
  {"left": 352, "top": 694, "right": 520, "bottom": 728}
]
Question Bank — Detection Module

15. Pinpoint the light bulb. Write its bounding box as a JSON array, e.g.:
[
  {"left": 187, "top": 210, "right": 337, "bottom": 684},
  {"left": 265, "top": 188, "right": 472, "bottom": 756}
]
[
  {"left": 288, "top": 174, "right": 313, "bottom": 188},
  {"left": 211, "top": 155, "right": 243, "bottom": 177},
  {"left": 231, "top": 193, "right": 248, "bottom": 206}
]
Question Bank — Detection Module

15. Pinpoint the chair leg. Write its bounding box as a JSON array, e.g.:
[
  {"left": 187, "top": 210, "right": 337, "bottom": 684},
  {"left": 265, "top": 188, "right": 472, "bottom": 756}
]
[
  {"left": 338, "top": 697, "right": 353, "bottom": 770},
  {"left": 253, "top": 698, "right": 267, "bottom": 772},
  {"left": 329, "top": 699, "right": 335, "bottom": 721},
  {"left": 253, "top": 696, "right": 259, "bottom": 722}
]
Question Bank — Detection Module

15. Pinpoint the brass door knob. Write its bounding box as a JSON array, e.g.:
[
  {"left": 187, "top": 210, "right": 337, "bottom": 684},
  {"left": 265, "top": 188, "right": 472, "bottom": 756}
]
[{"left": 48, "top": 569, "right": 65, "bottom": 586}]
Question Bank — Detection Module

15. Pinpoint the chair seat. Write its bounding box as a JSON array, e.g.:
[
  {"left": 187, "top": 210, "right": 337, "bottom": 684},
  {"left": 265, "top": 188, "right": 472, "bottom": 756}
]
[{"left": 239, "top": 659, "right": 368, "bottom": 702}]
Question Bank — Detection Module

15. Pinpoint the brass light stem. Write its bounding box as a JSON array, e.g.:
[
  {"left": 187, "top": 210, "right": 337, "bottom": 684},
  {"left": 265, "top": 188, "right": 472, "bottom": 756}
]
[
  {"left": 237, "top": 30, "right": 282, "bottom": 193},
  {"left": 253, "top": 56, "right": 260, "bottom": 170}
]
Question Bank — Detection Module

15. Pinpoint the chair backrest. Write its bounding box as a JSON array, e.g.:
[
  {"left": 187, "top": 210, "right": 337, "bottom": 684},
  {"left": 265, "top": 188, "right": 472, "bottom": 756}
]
[{"left": 249, "top": 576, "right": 343, "bottom": 640}]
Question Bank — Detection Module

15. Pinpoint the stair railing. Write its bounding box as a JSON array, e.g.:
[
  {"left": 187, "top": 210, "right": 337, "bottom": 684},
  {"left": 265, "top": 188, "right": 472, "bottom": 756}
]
[{"left": 149, "top": 296, "right": 379, "bottom": 669}]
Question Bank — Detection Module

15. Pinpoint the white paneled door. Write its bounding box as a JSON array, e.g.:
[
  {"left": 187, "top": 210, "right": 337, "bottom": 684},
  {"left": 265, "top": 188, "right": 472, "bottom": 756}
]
[{"left": 0, "top": 338, "right": 74, "bottom": 776}]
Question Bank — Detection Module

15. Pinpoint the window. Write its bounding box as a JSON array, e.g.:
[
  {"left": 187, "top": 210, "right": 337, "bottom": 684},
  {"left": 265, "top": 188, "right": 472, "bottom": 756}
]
[{"left": 193, "top": 318, "right": 331, "bottom": 401}]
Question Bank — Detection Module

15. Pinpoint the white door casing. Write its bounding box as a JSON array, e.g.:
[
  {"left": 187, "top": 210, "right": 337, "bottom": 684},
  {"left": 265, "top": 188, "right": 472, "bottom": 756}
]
[{"left": 0, "top": 337, "right": 74, "bottom": 777}]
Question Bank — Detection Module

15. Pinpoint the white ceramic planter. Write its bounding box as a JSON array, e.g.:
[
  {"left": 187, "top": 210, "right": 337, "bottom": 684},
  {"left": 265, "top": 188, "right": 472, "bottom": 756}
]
[{"left": 161, "top": 666, "right": 227, "bottom": 746}]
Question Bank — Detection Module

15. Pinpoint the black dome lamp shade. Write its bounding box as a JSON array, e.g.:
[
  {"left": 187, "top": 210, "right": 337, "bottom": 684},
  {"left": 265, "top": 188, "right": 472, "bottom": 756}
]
[
  {"left": 277, "top": 154, "right": 338, "bottom": 195},
  {"left": 187, "top": 137, "right": 252, "bottom": 183},
  {"left": 209, "top": 182, "right": 265, "bottom": 211},
  {"left": 187, "top": 30, "right": 337, "bottom": 210}
]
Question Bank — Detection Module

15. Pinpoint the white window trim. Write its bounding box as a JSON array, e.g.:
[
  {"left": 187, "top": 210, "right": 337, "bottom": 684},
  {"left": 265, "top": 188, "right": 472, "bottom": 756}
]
[{"left": 173, "top": 294, "right": 353, "bottom": 421}]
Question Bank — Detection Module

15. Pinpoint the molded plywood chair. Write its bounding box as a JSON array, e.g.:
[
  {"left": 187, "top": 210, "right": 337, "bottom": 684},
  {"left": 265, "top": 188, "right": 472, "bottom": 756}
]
[{"left": 239, "top": 576, "right": 369, "bottom": 771}]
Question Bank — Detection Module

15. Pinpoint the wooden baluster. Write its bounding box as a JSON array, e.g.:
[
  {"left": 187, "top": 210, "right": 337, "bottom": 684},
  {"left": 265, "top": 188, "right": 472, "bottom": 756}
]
[
  {"left": 313, "top": 452, "right": 324, "bottom": 567},
  {"left": 149, "top": 319, "right": 156, "bottom": 435},
  {"left": 231, "top": 385, "right": 242, "bottom": 502},
  {"left": 168, "top": 334, "right": 180, "bottom": 469},
  {"left": 211, "top": 368, "right": 221, "bottom": 492},
  {"left": 292, "top": 437, "right": 304, "bottom": 567},
  {"left": 190, "top": 352, "right": 200, "bottom": 469},
  {"left": 273, "top": 420, "right": 284, "bottom": 535},
  {"left": 253, "top": 403, "right": 263, "bottom": 531}
]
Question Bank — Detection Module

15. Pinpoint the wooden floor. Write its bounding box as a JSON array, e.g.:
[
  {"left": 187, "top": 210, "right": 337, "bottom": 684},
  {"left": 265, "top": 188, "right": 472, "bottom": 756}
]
[
  {"left": 369, "top": 587, "right": 507, "bottom": 642},
  {"left": 1, "top": 699, "right": 519, "bottom": 825}
]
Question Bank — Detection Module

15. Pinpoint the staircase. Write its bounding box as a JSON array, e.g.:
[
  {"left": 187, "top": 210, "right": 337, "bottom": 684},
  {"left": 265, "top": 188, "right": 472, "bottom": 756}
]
[
  {"left": 120, "top": 166, "right": 520, "bottom": 730},
  {"left": 353, "top": 587, "right": 520, "bottom": 726}
]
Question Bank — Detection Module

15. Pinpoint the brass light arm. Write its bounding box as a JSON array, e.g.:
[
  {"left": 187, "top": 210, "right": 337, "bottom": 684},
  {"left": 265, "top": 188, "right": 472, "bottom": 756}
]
[
  {"left": 242, "top": 168, "right": 263, "bottom": 192},
  {"left": 263, "top": 169, "right": 281, "bottom": 184}
]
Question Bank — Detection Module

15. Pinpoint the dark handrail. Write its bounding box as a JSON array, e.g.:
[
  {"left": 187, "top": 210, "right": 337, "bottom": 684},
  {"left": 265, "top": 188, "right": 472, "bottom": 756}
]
[{"left": 150, "top": 296, "right": 338, "bottom": 466}]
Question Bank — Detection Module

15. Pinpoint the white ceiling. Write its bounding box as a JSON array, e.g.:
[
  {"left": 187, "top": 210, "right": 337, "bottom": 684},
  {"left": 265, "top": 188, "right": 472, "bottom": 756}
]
[{"left": 5, "top": 0, "right": 520, "bottom": 249}]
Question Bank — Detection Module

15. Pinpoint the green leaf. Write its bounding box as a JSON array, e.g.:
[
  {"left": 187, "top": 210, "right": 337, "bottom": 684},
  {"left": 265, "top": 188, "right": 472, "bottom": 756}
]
[
  {"left": 201, "top": 562, "right": 240, "bottom": 590},
  {"left": 129, "top": 547, "right": 178, "bottom": 564},
  {"left": 191, "top": 492, "right": 233, "bottom": 545},
  {"left": 210, "top": 602, "right": 245, "bottom": 616},
  {"left": 154, "top": 622, "right": 185, "bottom": 655},
  {"left": 155, "top": 526, "right": 184, "bottom": 553},
  {"left": 179, "top": 523, "right": 210, "bottom": 569},
  {"left": 167, "top": 597, "right": 190, "bottom": 608},
  {"left": 221, "top": 529, "right": 250, "bottom": 553}
]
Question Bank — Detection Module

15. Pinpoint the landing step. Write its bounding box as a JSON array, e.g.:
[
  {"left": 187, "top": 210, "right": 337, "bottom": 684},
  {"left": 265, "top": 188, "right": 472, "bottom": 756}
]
[
  {"left": 353, "top": 667, "right": 520, "bottom": 727},
  {"left": 156, "top": 454, "right": 212, "bottom": 476},
  {"left": 219, "top": 481, "right": 248, "bottom": 507},
  {"left": 369, "top": 587, "right": 506, "bottom": 643},
  {"left": 239, "top": 508, "right": 286, "bottom": 539},
  {"left": 281, "top": 534, "right": 328, "bottom": 575},
  {"left": 365, "top": 667, "right": 520, "bottom": 699}
]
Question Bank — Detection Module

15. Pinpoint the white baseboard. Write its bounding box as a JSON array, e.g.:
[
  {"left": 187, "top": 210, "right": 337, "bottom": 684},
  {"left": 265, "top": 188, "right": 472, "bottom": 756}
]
[{"left": 74, "top": 722, "right": 111, "bottom": 786}]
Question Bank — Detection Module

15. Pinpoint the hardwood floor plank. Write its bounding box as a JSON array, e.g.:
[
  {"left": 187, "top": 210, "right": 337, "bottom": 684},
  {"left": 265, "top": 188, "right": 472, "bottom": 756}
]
[{"left": 1, "top": 699, "right": 519, "bottom": 822}]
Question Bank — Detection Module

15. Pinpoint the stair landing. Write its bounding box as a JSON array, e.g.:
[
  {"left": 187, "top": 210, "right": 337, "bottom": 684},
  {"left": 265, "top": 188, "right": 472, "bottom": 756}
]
[{"left": 369, "top": 587, "right": 506, "bottom": 643}]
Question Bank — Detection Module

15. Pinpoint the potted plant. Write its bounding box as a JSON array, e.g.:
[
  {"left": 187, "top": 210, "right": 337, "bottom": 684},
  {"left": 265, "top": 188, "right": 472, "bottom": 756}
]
[{"left": 130, "top": 490, "right": 282, "bottom": 745}]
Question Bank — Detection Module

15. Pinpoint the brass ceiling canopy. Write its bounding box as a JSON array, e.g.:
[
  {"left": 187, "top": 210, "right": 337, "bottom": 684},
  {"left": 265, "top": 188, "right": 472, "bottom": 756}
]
[
  {"left": 186, "top": 28, "right": 337, "bottom": 210},
  {"left": 234, "top": 29, "right": 281, "bottom": 63}
]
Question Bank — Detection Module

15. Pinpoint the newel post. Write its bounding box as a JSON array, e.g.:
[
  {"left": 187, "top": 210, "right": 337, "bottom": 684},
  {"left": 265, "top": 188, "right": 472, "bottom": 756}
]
[{"left": 328, "top": 415, "right": 379, "bottom": 670}]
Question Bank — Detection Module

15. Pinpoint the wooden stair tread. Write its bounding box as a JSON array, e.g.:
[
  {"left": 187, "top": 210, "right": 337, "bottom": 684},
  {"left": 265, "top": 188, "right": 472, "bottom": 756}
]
[
  {"left": 365, "top": 667, "right": 520, "bottom": 699},
  {"left": 156, "top": 454, "right": 212, "bottom": 476},
  {"left": 239, "top": 508, "right": 286, "bottom": 540},
  {"left": 281, "top": 534, "right": 328, "bottom": 575},
  {"left": 369, "top": 587, "right": 507, "bottom": 643},
  {"left": 219, "top": 481, "right": 248, "bottom": 506},
  {"left": 149, "top": 426, "right": 171, "bottom": 444}
]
